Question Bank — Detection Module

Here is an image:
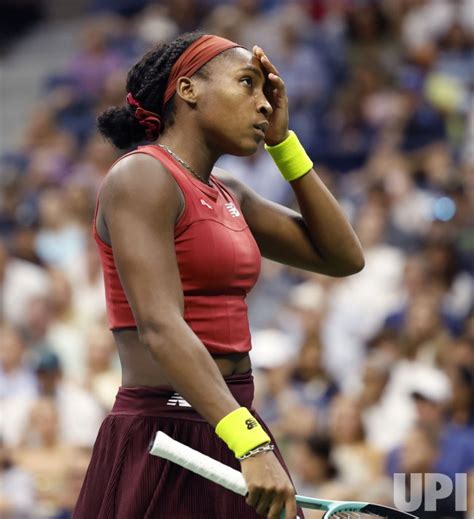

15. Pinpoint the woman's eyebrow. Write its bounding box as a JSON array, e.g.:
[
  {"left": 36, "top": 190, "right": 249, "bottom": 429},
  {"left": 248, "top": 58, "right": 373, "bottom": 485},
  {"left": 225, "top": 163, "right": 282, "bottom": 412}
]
[{"left": 237, "top": 65, "right": 265, "bottom": 81}]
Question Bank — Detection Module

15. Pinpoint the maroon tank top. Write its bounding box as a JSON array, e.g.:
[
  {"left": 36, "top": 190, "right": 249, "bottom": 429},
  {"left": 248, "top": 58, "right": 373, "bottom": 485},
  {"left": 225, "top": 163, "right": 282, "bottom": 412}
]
[{"left": 93, "top": 145, "right": 261, "bottom": 354}]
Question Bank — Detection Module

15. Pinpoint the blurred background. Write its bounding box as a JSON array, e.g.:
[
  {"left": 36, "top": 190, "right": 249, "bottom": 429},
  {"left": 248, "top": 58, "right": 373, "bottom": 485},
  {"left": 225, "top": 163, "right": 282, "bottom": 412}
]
[{"left": 0, "top": 1, "right": 473, "bottom": 518}]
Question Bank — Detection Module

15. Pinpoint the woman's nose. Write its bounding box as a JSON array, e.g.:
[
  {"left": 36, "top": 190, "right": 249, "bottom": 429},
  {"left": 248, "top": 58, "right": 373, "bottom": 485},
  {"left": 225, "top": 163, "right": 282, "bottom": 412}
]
[{"left": 257, "top": 94, "right": 273, "bottom": 117}]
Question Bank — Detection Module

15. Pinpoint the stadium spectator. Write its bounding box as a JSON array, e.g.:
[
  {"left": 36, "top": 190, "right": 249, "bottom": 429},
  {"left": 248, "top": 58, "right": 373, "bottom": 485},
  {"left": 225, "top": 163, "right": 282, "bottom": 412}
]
[
  {"left": 0, "top": 436, "right": 35, "bottom": 519},
  {"left": 327, "top": 395, "right": 385, "bottom": 493},
  {"left": 13, "top": 398, "right": 80, "bottom": 519},
  {"left": 81, "top": 324, "right": 121, "bottom": 410},
  {"left": 0, "top": 324, "right": 36, "bottom": 399}
]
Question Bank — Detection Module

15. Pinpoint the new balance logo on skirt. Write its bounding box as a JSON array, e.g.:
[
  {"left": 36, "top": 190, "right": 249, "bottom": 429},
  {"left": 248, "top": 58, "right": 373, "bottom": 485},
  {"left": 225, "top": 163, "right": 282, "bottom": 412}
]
[{"left": 166, "top": 393, "right": 192, "bottom": 407}]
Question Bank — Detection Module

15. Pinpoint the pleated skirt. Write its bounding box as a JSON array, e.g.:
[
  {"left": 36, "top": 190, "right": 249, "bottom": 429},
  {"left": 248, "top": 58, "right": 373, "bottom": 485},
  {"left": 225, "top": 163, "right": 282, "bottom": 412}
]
[{"left": 73, "top": 370, "right": 305, "bottom": 518}]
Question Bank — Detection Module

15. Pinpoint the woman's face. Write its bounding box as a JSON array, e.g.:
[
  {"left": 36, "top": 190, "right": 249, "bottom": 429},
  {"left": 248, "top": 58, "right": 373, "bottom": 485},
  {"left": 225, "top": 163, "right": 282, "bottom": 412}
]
[{"left": 192, "top": 47, "right": 273, "bottom": 156}]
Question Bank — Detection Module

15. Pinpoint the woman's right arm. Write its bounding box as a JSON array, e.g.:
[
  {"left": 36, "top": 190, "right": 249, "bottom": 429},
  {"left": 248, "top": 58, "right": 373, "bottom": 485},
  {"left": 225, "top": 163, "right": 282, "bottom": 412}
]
[
  {"left": 101, "top": 153, "right": 240, "bottom": 426},
  {"left": 100, "top": 154, "right": 297, "bottom": 519}
]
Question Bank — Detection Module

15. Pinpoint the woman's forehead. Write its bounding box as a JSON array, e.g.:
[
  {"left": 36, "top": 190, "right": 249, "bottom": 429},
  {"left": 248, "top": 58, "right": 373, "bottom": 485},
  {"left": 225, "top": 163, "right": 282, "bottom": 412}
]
[{"left": 213, "top": 47, "right": 265, "bottom": 78}]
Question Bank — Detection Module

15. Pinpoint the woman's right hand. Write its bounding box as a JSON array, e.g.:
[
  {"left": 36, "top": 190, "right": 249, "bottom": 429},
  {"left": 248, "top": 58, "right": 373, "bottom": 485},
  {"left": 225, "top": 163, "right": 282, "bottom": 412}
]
[{"left": 240, "top": 450, "right": 297, "bottom": 519}]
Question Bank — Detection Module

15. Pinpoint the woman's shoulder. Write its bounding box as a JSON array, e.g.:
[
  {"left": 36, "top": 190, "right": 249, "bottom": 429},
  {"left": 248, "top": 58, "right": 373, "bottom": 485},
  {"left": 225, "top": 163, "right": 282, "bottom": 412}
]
[
  {"left": 107, "top": 150, "right": 168, "bottom": 183},
  {"left": 103, "top": 151, "right": 179, "bottom": 201},
  {"left": 99, "top": 151, "right": 183, "bottom": 225}
]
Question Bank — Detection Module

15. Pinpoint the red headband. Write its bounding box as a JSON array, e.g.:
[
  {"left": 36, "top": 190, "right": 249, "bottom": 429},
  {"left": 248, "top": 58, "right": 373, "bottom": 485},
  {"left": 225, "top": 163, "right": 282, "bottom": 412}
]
[
  {"left": 127, "top": 34, "right": 242, "bottom": 140},
  {"left": 163, "top": 34, "right": 241, "bottom": 106}
]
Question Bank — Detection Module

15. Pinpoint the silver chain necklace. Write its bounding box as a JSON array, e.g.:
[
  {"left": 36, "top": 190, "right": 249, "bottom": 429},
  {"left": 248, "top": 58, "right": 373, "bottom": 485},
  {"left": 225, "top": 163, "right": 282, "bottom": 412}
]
[{"left": 157, "top": 144, "right": 211, "bottom": 186}]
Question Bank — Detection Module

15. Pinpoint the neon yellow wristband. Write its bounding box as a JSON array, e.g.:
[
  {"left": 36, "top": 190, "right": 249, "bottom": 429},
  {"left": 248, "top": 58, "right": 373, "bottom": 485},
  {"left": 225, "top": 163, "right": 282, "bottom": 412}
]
[
  {"left": 215, "top": 407, "right": 271, "bottom": 459},
  {"left": 264, "top": 130, "right": 313, "bottom": 182}
]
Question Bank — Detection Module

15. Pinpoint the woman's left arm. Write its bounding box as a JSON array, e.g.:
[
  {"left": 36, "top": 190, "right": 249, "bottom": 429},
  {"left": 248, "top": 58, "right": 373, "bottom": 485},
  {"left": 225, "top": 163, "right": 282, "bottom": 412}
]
[
  {"left": 218, "top": 168, "right": 364, "bottom": 277},
  {"left": 217, "top": 46, "right": 364, "bottom": 277},
  {"left": 254, "top": 169, "right": 364, "bottom": 276}
]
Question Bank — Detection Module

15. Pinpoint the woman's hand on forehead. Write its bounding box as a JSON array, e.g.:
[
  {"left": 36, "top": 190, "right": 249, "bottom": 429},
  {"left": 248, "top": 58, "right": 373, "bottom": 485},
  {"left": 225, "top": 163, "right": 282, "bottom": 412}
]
[
  {"left": 252, "top": 45, "right": 289, "bottom": 146},
  {"left": 252, "top": 45, "right": 280, "bottom": 78}
]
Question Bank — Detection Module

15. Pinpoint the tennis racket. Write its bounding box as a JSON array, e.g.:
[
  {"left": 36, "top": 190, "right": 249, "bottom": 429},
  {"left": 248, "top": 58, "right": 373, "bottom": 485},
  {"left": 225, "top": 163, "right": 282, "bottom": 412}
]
[{"left": 149, "top": 431, "right": 418, "bottom": 519}]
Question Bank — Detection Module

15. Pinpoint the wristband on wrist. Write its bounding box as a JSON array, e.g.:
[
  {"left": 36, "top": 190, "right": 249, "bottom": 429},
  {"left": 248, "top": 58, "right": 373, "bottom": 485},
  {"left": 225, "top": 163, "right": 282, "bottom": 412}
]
[
  {"left": 264, "top": 130, "right": 313, "bottom": 182},
  {"left": 215, "top": 407, "right": 271, "bottom": 459}
]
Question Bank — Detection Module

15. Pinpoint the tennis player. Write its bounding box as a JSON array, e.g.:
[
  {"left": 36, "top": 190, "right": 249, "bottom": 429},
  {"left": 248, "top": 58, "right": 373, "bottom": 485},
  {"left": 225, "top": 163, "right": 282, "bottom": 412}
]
[{"left": 73, "top": 32, "right": 364, "bottom": 519}]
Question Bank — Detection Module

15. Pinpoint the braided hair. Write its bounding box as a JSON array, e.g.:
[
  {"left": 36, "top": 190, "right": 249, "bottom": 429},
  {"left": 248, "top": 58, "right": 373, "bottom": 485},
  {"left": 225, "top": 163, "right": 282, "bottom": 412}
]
[{"left": 98, "top": 31, "right": 206, "bottom": 150}]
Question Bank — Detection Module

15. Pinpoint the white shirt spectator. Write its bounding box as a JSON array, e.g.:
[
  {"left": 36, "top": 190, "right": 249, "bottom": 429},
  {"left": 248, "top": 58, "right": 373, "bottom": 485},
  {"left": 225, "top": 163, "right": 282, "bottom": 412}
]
[
  {"left": 0, "top": 365, "right": 36, "bottom": 400},
  {"left": 365, "top": 360, "right": 453, "bottom": 452},
  {"left": 0, "top": 397, "right": 34, "bottom": 448},
  {"left": 403, "top": 0, "right": 455, "bottom": 50},
  {"left": 64, "top": 241, "right": 107, "bottom": 330},
  {"left": 56, "top": 381, "right": 105, "bottom": 447},
  {"left": 363, "top": 389, "right": 416, "bottom": 453},
  {"left": 1, "top": 257, "right": 50, "bottom": 327},
  {"left": 0, "top": 382, "right": 104, "bottom": 448},
  {"left": 47, "top": 322, "right": 87, "bottom": 382},
  {"left": 322, "top": 244, "right": 405, "bottom": 391},
  {"left": 0, "top": 325, "right": 37, "bottom": 399},
  {"left": 35, "top": 224, "right": 85, "bottom": 269},
  {"left": 0, "top": 465, "right": 35, "bottom": 519},
  {"left": 402, "top": 0, "right": 474, "bottom": 51}
]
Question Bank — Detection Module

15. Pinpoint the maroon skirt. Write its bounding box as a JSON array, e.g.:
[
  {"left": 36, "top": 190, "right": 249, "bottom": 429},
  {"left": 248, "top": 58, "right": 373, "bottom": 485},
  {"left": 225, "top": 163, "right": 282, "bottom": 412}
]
[{"left": 73, "top": 370, "right": 304, "bottom": 518}]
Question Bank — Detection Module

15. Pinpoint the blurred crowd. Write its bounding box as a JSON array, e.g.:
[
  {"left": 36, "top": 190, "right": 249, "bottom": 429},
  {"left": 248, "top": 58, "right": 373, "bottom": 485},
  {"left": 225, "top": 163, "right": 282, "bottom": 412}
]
[{"left": 1, "top": 0, "right": 473, "bottom": 518}]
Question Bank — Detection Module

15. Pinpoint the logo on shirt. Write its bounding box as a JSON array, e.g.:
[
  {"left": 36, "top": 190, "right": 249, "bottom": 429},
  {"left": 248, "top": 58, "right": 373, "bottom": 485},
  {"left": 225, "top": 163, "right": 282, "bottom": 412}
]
[
  {"left": 166, "top": 392, "right": 192, "bottom": 407},
  {"left": 225, "top": 202, "right": 240, "bottom": 217},
  {"left": 200, "top": 199, "right": 213, "bottom": 209}
]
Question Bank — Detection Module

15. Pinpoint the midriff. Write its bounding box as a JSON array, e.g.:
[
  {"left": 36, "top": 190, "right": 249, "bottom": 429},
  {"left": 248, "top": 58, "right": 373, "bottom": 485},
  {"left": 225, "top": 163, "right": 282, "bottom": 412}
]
[{"left": 113, "top": 328, "right": 251, "bottom": 388}]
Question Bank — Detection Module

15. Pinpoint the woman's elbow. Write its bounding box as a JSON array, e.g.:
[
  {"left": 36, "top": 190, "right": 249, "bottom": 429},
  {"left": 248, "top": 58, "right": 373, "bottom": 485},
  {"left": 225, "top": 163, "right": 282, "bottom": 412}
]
[
  {"left": 341, "top": 239, "right": 365, "bottom": 275},
  {"left": 346, "top": 253, "right": 365, "bottom": 275},
  {"left": 137, "top": 314, "right": 182, "bottom": 348},
  {"left": 329, "top": 251, "right": 365, "bottom": 277}
]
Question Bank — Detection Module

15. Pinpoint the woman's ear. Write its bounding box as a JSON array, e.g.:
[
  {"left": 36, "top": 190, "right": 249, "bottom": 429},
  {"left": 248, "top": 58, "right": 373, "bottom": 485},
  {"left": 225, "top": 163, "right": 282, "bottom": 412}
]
[{"left": 175, "top": 77, "right": 198, "bottom": 106}]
